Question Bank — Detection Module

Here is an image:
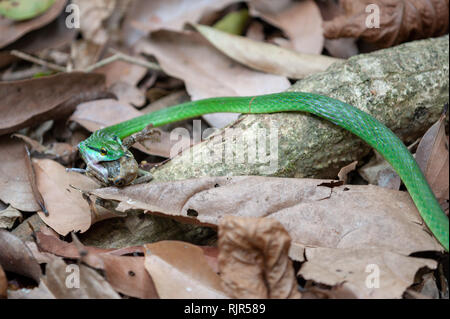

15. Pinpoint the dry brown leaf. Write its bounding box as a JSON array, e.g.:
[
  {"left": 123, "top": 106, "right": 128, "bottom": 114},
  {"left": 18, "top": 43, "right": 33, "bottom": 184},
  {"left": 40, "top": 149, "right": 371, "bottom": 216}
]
[
  {"left": 0, "top": 72, "right": 106, "bottom": 135},
  {"left": 0, "top": 0, "right": 66, "bottom": 49},
  {"left": 35, "top": 232, "right": 157, "bottom": 299},
  {"left": 90, "top": 176, "right": 443, "bottom": 256},
  {"left": 323, "top": 0, "right": 450, "bottom": 48},
  {"left": 70, "top": 99, "right": 186, "bottom": 158},
  {"left": 121, "top": 0, "right": 240, "bottom": 45},
  {"left": 41, "top": 258, "right": 120, "bottom": 299},
  {"left": 299, "top": 247, "right": 437, "bottom": 299},
  {"left": 137, "top": 30, "right": 289, "bottom": 127},
  {"left": 144, "top": 240, "right": 229, "bottom": 298},
  {"left": 94, "top": 59, "right": 147, "bottom": 88},
  {"left": 250, "top": 0, "right": 324, "bottom": 54},
  {"left": 109, "top": 81, "right": 146, "bottom": 107},
  {"left": 0, "top": 264, "right": 6, "bottom": 299},
  {"left": 0, "top": 230, "right": 41, "bottom": 283},
  {"left": 415, "top": 114, "right": 449, "bottom": 212},
  {"left": 33, "top": 158, "right": 104, "bottom": 236},
  {"left": 218, "top": 216, "right": 301, "bottom": 299},
  {"left": 195, "top": 24, "right": 340, "bottom": 79},
  {"left": 14, "top": 134, "right": 77, "bottom": 165},
  {"left": 0, "top": 136, "right": 40, "bottom": 211},
  {"left": 0, "top": 205, "right": 22, "bottom": 229}
]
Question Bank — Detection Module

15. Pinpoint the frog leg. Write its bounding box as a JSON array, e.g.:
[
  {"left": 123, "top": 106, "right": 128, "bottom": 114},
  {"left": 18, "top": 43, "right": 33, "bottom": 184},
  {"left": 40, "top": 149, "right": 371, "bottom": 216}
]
[
  {"left": 122, "top": 124, "right": 161, "bottom": 149},
  {"left": 130, "top": 168, "right": 153, "bottom": 185}
]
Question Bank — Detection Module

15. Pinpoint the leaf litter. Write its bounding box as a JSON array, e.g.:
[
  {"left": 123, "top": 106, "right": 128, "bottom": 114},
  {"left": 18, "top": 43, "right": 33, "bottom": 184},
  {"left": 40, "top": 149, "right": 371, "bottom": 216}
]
[{"left": 0, "top": 0, "right": 447, "bottom": 300}]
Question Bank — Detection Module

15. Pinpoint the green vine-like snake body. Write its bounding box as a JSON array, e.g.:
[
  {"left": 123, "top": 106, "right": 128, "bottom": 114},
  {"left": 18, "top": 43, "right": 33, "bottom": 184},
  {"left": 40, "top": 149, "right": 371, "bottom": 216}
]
[{"left": 78, "top": 92, "right": 449, "bottom": 250}]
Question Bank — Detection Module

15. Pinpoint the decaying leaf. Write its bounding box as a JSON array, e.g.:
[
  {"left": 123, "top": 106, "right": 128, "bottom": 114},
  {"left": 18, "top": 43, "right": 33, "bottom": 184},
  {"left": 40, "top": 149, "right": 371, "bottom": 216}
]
[
  {"left": 323, "top": 0, "right": 449, "bottom": 48},
  {"left": 0, "top": 72, "right": 106, "bottom": 135},
  {"left": 218, "top": 216, "right": 301, "bottom": 299},
  {"left": 298, "top": 247, "right": 438, "bottom": 299},
  {"left": 121, "top": 0, "right": 240, "bottom": 45},
  {"left": 0, "top": 136, "right": 40, "bottom": 211},
  {"left": 415, "top": 113, "right": 449, "bottom": 212},
  {"left": 0, "top": 230, "right": 42, "bottom": 283},
  {"left": 36, "top": 232, "right": 158, "bottom": 299},
  {"left": 195, "top": 24, "right": 340, "bottom": 79},
  {"left": 144, "top": 240, "right": 229, "bottom": 298},
  {"left": 70, "top": 99, "right": 186, "bottom": 158},
  {"left": 37, "top": 258, "right": 120, "bottom": 298},
  {"left": 33, "top": 159, "right": 103, "bottom": 236},
  {"left": 137, "top": 30, "right": 290, "bottom": 128},
  {"left": 0, "top": 0, "right": 66, "bottom": 48},
  {"left": 109, "top": 81, "right": 146, "bottom": 107},
  {"left": 249, "top": 0, "right": 324, "bottom": 54},
  {"left": 0, "top": 205, "right": 22, "bottom": 229},
  {"left": 90, "top": 176, "right": 443, "bottom": 256},
  {"left": 94, "top": 59, "right": 147, "bottom": 87}
]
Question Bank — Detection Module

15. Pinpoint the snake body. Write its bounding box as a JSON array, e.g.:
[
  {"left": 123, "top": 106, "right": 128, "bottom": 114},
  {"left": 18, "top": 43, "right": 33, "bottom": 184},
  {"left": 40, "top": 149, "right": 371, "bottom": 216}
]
[{"left": 79, "top": 92, "right": 449, "bottom": 250}]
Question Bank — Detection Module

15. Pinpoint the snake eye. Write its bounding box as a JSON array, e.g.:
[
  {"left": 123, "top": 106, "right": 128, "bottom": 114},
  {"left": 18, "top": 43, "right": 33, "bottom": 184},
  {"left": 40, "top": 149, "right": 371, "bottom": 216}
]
[{"left": 100, "top": 147, "right": 108, "bottom": 156}]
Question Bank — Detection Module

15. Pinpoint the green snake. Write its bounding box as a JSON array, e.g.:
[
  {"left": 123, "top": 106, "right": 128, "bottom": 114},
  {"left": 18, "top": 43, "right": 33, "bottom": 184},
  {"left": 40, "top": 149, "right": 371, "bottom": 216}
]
[{"left": 78, "top": 92, "right": 449, "bottom": 251}]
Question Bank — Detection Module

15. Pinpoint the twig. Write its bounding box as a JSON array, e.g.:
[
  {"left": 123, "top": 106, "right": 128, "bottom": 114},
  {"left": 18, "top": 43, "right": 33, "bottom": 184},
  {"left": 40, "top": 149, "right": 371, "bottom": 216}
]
[
  {"left": 10, "top": 48, "right": 163, "bottom": 74},
  {"left": 10, "top": 50, "right": 66, "bottom": 72},
  {"left": 83, "top": 48, "right": 163, "bottom": 73}
]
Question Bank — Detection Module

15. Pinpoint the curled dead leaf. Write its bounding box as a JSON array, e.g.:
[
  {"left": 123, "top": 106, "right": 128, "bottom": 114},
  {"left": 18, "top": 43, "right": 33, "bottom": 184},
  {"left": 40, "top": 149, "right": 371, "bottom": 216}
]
[
  {"left": 323, "top": 0, "right": 449, "bottom": 48},
  {"left": 218, "top": 216, "right": 301, "bottom": 299},
  {"left": 194, "top": 24, "right": 341, "bottom": 79},
  {"left": 0, "top": 230, "right": 42, "bottom": 283},
  {"left": 415, "top": 113, "right": 449, "bottom": 212}
]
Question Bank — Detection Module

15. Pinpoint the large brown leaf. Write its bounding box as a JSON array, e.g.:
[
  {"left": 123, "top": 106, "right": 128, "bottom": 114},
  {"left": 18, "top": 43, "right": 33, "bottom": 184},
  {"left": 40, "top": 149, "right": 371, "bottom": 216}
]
[
  {"left": 35, "top": 232, "right": 158, "bottom": 299},
  {"left": 218, "top": 216, "right": 301, "bottom": 299},
  {"left": 0, "top": 0, "right": 66, "bottom": 49},
  {"left": 90, "top": 176, "right": 443, "bottom": 256},
  {"left": 0, "top": 72, "right": 106, "bottom": 135},
  {"left": 299, "top": 247, "right": 437, "bottom": 298},
  {"left": 0, "top": 136, "right": 40, "bottom": 211},
  {"left": 33, "top": 159, "right": 105, "bottom": 236},
  {"left": 323, "top": 0, "right": 449, "bottom": 48},
  {"left": 144, "top": 240, "right": 229, "bottom": 298}
]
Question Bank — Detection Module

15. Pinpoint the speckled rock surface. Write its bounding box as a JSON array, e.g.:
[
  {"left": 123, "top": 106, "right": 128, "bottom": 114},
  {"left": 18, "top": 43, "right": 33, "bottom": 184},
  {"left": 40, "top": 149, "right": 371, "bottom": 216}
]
[{"left": 151, "top": 35, "right": 449, "bottom": 181}]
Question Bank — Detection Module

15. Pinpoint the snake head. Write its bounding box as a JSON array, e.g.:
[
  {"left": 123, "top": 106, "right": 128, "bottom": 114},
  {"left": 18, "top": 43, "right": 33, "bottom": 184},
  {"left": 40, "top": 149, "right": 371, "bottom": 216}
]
[{"left": 78, "top": 133, "right": 126, "bottom": 167}]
